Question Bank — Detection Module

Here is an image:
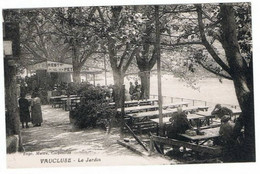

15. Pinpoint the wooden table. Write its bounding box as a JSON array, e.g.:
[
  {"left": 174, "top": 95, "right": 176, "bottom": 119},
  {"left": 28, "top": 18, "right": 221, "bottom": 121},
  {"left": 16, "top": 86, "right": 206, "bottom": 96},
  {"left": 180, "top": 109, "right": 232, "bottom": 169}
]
[
  {"left": 198, "top": 108, "right": 241, "bottom": 116},
  {"left": 162, "top": 102, "right": 189, "bottom": 108},
  {"left": 230, "top": 108, "right": 242, "bottom": 121},
  {"left": 117, "top": 102, "right": 189, "bottom": 114},
  {"left": 170, "top": 105, "right": 209, "bottom": 113},
  {"left": 128, "top": 109, "right": 177, "bottom": 122},
  {"left": 150, "top": 117, "right": 172, "bottom": 124},
  {"left": 61, "top": 97, "right": 81, "bottom": 111},
  {"left": 150, "top": 113, "right": 215, "bottom": 136},
  {"left": 197, "top": 105, "right": 210, "bottom": 111},
  {"left": 196, "top": 111, "right": 216, "bottom": 124},
  {"left": 179, "top": 127, "right": 220, "bottom": 145},
  {"left": 196, "top": 110, "right": 213, "bottom": 116},
  {"left": 109, "top": 99, "right": 158, "bottom": 107},
  {"left": 50, "top": 95, "right": 67, "bottom": 99},
  {"left": 197, "top": 108, "right": 241, "bottom": 123},
  {"left": 118, "top": 105, "right": 158, "bottom": 114},
  {"left": 231, "top": 109, "right": 242, "bottom": 115},
  {"left": 150, "top": 114, "right": 205, "bottom": 125}
]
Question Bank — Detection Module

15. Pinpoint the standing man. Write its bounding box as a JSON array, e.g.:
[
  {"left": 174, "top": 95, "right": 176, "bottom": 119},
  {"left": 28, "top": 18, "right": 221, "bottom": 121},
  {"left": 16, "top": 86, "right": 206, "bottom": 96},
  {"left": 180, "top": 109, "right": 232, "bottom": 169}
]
[
  {"left": 129, "top": 82, "right": 135, "bottom": 100},
  {"left": 132, "top": 80, "right": 141, "bottom": 100}
]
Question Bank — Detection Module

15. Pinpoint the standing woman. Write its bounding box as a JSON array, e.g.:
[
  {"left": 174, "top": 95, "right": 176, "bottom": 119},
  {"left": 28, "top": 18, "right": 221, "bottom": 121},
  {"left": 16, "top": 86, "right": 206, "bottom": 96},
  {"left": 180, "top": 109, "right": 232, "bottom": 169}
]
[
  {"left": 31, "top": 92, "right": 43, "bottom": 127},
  {"left": 18, "top": 93, "right": 31, "bottom": 128}
]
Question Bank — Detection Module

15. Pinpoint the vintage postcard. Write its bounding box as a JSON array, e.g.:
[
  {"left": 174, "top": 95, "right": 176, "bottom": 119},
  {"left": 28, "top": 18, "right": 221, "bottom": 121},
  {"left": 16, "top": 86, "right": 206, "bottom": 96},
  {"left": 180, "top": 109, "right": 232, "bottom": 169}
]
[{"left": 1, "top": 0, "right": 259, "bottom": 173}]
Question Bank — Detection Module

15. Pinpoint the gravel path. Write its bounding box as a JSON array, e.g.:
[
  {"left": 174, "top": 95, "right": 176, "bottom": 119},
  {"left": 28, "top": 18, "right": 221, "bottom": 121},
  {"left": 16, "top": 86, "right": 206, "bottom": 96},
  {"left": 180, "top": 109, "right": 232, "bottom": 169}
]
[{"left": 19, "top": 105, "right": 178, "bottom": 166}]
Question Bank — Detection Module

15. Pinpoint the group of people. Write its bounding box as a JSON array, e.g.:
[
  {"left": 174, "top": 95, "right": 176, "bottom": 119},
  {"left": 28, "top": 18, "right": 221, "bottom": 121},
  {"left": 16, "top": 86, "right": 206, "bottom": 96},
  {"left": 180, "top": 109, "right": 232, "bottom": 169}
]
[
  {"left": 166, "top": 104, "right": 236, "bottom": 148},
  {"left": 129, "top": 81, "right": 142, "bottom": 100},
  {"left": 18, "top": 92, "right": 43, "bottom": 128},
  {"left": 165, "top": 104, "right": 239, "bottom": 162}
]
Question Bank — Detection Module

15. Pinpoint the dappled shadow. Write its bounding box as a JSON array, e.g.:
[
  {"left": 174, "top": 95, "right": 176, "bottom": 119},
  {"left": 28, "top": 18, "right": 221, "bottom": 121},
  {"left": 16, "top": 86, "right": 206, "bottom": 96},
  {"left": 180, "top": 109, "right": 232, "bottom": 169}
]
[
  {"left": 19, "top": 105, "right": 177, "bottom": 165},
  {"left": 21, "top": 105, "right": 142, "bottom": 156}
]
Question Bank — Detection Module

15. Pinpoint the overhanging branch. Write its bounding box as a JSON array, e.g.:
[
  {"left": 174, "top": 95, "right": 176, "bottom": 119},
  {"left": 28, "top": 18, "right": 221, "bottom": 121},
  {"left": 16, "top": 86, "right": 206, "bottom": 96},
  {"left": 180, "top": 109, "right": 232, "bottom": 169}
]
[
  {"left": 122, "top": 47, "right": 139, "bottom": 73},
  {"left": 196, "top": 4, "right": 232, "bottom": 76},
  {"left": 197, "top": 61, "right": 232, "bottom": 80}
]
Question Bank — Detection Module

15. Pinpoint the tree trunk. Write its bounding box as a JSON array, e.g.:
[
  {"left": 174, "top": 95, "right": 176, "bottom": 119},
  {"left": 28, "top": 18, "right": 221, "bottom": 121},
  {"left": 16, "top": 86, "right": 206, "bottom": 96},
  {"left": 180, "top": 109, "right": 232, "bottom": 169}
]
[
  {"left": 112, "top": 70, "right": 125, "bottom": 108},
  {"left": 71, "top": 37, "right": 82, "bottom": 83},
  {"left": 139, "top": 70, "right": 151, "bottom": 99},
  {"left": 136, "top": 20, "right": 157, "bottom": 100},
  {"left": 136, "top": 51, "right": 156, "bottom": 100},
  {"left": 232, "top": 76, "right": 255, "bottom": 161},
  {"left": 4, "top": 60, "right": 20, "bottom": 136},
  {"left": 219, "top": 4, "right": 255, "bottom": 161},
  {"left": 72, "top": 66, "right": 81, "bottom": 83}
]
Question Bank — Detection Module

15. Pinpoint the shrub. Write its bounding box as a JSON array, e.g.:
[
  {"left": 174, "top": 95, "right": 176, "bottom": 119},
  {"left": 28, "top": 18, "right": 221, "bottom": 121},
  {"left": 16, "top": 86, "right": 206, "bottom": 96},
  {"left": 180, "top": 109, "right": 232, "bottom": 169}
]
[
  {"left": 71, "top": 101, "right": 98, "bottom": 128},
  {"left": 70, "top": 84, "right": 115, "bottom": 129}
]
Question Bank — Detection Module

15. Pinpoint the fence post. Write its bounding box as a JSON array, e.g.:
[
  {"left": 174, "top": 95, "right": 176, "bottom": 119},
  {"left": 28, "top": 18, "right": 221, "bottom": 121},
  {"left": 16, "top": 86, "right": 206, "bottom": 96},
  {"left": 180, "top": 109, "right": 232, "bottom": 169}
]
[
  {"left": 193, "top": 100, "right": 195, "bottom": 106},
  {"left": 171, "top": 97, "right": 173, "bottom": 103}
]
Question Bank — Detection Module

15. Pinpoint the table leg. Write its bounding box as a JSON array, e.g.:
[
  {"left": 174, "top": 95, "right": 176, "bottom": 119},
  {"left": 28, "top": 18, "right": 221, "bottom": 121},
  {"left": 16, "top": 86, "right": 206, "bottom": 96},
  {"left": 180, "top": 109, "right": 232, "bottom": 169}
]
[
  {"left": 156, "top": 124, "right": 159, "bottom": 136},
  {"left": 199, "top": 139, "right": 208, "bottom": 145},
  {"left": 207, "top": 118, "right": 210, "bottom": 126},
  {"left": 195, "top": 119, "right": 200, "bottom": 129}
]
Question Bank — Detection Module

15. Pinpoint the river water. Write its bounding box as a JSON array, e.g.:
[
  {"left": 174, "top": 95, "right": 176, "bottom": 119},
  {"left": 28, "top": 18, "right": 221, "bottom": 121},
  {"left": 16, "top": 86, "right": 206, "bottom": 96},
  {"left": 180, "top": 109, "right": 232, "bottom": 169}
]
[
  {"left": 149, "top": 75, "right": 239, "bottom": 106},
  {"left": 96, "top": 74, "right": 239, "bottom": 107}
]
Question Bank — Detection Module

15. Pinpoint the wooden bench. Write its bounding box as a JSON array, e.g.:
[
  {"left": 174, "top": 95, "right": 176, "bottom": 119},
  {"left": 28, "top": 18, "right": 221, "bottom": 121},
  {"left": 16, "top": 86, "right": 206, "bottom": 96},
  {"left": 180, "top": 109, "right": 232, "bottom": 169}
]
[
  {"left": 133, "top": 121, "right": 158, "bottom": 134},
  {"left": 50, "top": 95, "right": 67, "bottom": 108},
  {"left": 125, "top": 109, "right": 179, "bottom": 134},
  {"left": 150, "top": 135, "right": 222, "bottom": 156},
  {"left": 122, "top": 121, "right": 158, "bottom": 134}
]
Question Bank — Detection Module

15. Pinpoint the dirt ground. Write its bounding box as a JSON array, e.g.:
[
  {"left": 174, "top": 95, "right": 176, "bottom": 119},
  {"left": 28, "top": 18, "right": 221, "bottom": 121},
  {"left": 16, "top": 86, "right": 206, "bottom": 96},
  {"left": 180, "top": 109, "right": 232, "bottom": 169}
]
[{"left": 19, "top": 105, "right": 178, "bottom": 166}]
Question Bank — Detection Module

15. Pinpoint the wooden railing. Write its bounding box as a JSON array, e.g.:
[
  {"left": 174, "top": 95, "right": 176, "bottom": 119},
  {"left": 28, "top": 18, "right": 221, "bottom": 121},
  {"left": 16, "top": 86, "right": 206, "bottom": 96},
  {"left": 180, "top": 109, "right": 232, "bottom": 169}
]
[{"left": 150, "top": 94, "right": 240, "bottom": 109}]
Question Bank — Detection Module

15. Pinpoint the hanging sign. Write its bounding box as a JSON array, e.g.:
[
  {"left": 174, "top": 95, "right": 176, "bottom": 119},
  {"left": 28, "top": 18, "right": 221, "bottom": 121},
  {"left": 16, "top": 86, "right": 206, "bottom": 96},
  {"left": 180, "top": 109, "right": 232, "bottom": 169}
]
[
  {"left": 29, "top": 61, "right": 103, "bottom": 74},
  {"left": 46, "top": 61, "right": 73, "bottom": 72},
  {"left": 3, "top": 41, "right": 13, "bottom": 56}
]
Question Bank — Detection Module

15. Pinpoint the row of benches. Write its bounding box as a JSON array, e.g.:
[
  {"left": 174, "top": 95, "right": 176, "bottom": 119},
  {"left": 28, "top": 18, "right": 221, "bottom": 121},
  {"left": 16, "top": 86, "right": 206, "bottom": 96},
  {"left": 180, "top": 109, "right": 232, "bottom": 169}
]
[{"left": 121, "top": 105, "right": 210, "bottom": 134}]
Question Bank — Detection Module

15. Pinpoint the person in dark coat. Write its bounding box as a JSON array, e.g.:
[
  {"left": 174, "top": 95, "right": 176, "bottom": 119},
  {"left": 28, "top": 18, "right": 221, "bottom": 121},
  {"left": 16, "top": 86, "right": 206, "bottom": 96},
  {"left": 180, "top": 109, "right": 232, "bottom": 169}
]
[
  {"left": 211, "top": 104, "right": 233, "bottom": 119},
  {"left": 219, "top": 115, "right": 235, "bottom": 143},
  {"left": 129, "top": 82, "right": 135, "bottom": 99},
  {"left": 218, "top": 115, "right": 236, "bottom": 162},
  {"left": 167, "top": 107, "right": 192, "bottom": 139},
  {"left": 132, "top": 81, "right": 141, "bottom": 100},
  {"left": 18, "top": 93, "right": 31, "bottom": 128}
]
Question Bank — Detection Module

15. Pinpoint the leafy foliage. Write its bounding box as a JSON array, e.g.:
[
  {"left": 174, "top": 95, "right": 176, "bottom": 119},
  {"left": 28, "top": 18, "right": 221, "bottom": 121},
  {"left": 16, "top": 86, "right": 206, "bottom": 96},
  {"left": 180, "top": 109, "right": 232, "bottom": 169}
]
[
  {"left": 69, "top": 83, "right": 115, "bottom": 129},
  {"left": 233, "top": 3, "right": 252, "bottom": 63}
]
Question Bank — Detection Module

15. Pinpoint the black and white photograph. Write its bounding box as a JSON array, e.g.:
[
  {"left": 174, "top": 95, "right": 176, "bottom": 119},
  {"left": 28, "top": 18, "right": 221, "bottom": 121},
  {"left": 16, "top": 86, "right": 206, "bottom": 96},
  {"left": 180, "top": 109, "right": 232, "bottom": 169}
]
[{"left": 1, "top": 0, "right": 259, "bottom": 173}]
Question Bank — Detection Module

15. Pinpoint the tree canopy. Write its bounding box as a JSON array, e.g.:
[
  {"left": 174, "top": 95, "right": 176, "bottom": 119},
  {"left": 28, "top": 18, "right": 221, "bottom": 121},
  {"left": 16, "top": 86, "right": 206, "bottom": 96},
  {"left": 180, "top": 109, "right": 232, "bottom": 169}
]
[{"left": 3, "top": 2, "right": 254, "bottom": 161}]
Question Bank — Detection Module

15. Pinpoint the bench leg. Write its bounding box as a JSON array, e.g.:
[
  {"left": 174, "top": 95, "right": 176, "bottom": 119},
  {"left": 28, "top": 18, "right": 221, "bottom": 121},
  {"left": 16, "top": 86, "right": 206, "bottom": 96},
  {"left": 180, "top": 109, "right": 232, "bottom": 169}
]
[
  {"left": 149, "top": 139, "right": 155, "bottom": 156},
  {"left": 160, "top": 144, "right": 164, "bottom": 154},
  {"left": 138, "top": 125, "right": 142, "bottom": 134}
]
